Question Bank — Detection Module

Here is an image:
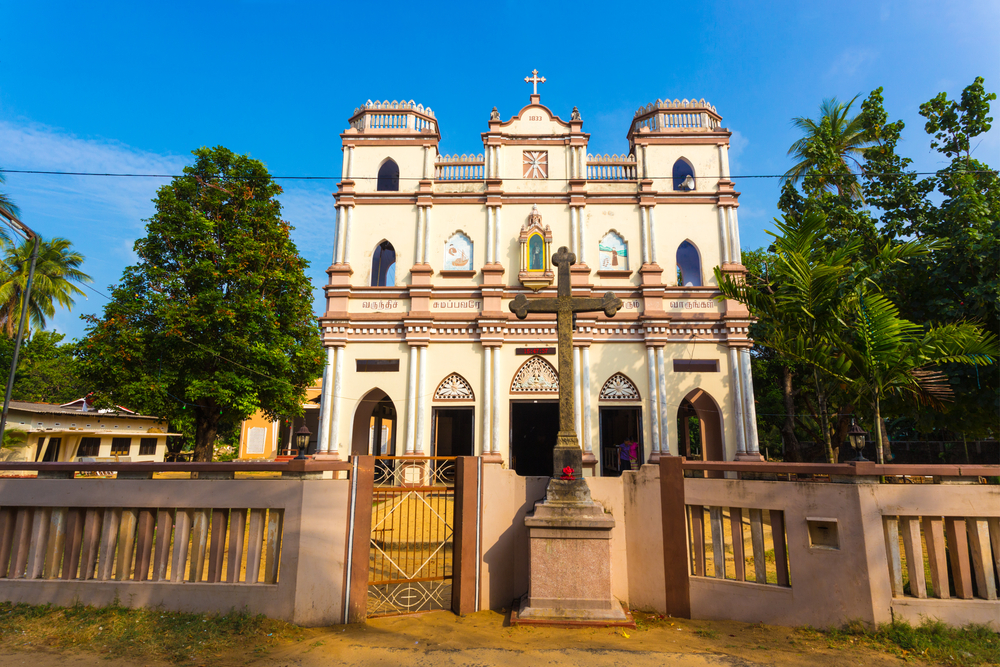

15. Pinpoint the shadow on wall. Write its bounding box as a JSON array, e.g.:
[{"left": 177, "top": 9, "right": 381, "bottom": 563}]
[{"left": 481, "top": 472, "right": 548, "bottom": 610}]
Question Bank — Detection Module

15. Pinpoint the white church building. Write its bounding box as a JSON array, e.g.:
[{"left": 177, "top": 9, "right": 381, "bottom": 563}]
[{"left": 312, "top": 73, "right": 761, "bottom": 476}]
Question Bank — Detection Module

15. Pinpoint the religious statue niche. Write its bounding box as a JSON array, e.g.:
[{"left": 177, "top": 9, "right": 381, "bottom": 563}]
[
  {"left": 517, "top": 204, "right": 554, "bottom": 291},
  {"left": 443, "top": 231, "right": 473, "bottom": 271},
  {"left": 598, "top": 231, "right": 628, "bottom": 271}
]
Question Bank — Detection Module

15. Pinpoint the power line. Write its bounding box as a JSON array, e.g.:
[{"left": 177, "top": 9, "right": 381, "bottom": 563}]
[{"left": 1, "top": 168, "right": 995, "bottom": 182}]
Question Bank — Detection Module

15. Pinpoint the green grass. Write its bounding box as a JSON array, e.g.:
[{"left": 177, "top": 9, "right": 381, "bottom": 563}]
[
  {"left": 0, "top": 600, "right": 298, "bottom": 664},
  {"left": 808, "top": 618, "right": 999, "bottom": 666}
]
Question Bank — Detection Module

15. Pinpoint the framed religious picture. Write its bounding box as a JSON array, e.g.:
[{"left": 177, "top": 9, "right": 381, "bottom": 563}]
[
  {"left": 443, "top": 232, "right": 473, "bottom": 270},
  {"left": 599, "top": 231, "right": 628, "bottom": 270}
]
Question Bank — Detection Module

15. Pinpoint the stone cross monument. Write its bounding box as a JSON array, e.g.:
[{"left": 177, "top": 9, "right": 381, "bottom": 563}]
[
  {"left": 510, "top": 246, "right": 622, "bottom": 501},
  {"left": 509, "top": 247, "right": 629, "bottom": 623}
]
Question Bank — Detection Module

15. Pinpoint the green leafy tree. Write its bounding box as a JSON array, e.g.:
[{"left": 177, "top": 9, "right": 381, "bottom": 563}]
[
  {"left": 77, "top": 147, "right": 324, "bottom": 461},
  {"left": 0, "top": 330, "right": 86, "bottom": 404},
  {"left": 0, "top": 237, "right": 91, "bottom": 337}
]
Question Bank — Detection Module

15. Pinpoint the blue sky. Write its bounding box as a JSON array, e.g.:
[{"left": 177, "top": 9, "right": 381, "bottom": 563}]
[{"left": 1, "top": 0, "right": 998, "bottom": 341}]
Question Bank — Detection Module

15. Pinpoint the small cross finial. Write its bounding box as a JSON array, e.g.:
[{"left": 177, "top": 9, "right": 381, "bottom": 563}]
[{"left": 524, "top": 69, "right": 546, "bottom": 95}]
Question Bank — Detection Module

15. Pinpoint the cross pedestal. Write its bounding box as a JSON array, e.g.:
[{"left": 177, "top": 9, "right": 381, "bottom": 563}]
[{"left": 509, "top": 246, "right": 628, "bottom": 623}]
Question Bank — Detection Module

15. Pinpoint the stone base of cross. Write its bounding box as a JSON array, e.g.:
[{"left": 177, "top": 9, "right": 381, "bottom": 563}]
[{"left": 509, "top": 246, "right": 623, "bottom": 503}]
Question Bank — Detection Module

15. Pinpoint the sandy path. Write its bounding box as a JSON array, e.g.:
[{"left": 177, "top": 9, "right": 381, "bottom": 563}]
[{"left": 1, "top": 610, "right": 906, "bottom": 667}]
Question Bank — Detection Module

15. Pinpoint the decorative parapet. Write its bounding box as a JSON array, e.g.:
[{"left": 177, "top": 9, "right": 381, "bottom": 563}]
[
  {"left": 629, "top": 98, "right": 722, "bottom": 135},
  {"left": 348, "top": 99, "right": 437, "bottom": 132},
  {"left": 435, "top": 153, "right": 485, "bottom": 181},
  {"left": 587, "top": 153, "right": 637, "bottom": 181}
]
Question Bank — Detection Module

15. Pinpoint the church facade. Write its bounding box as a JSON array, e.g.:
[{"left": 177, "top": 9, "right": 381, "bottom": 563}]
[{"left": 314, "top": 74, "right": 761, "bottom": 476}]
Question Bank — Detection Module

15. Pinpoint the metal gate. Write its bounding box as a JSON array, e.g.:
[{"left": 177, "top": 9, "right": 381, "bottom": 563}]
[{"left": 367, "top": 457, "right": 455, "bottom": 617}]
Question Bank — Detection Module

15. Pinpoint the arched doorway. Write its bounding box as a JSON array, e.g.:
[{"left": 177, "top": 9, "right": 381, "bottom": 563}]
[
  {"left": 351, "top": 389, "right": 398, "bottom": 457},
  {"left": 677, "top": 388, "right": 724, "bottom": 473}
]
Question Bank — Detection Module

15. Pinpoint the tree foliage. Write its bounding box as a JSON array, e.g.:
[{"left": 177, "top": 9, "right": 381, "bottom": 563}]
[
  {"left": 752, "top": 77, "right": 999, "bottom": 459},
  {"left": 0, "top": 330, "right": 85, "bottom": 404},
  {"left": 77, "top": 147, "right": 324, "bottom": 461}
]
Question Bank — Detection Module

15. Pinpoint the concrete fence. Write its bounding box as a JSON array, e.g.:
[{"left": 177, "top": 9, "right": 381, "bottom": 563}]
[{"left": 0, "top": 458, "right": 997, "bottom": 630}]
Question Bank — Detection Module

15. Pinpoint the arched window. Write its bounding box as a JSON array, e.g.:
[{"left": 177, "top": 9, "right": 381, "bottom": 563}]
[
  {"left": 371, "top": 241, "right": 396, "bottom": 286},
  {"left": 598, "top": 231, "right": 628, "bottom": 270},
  {"left": 676, "top": 240, "right": 702, "bottom": 287},
  {"left": 672, "top": 158, "right": 695, "bottom": 191},
  {"left": 377, "top": 159, "right": 399, "bottom": 191}
]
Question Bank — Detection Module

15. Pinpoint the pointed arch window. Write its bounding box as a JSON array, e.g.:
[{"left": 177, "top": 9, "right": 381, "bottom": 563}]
[
  {"left": 676, "top": 240, "right": 702, "bottom": 287},
  {"left": 371, "top": 241, "right": 396, "bottom": 286},
  {"left": 377, "top": 159, "right": 399, "bottom": 191},
  {"left": 598, "top": 231, "right": 628, "bottom": 271},
  {"left": 672, "top": 158, "right": 696, "bottom": 191}
]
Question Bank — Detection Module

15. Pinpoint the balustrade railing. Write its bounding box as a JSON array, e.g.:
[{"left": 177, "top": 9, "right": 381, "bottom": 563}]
[
  {"left": 435, "top": 154, "right": 485, "bottom": 181},
  {"left": 688, "top": 504, "right": 789, "bottom": 587},
  {"left": 587, "top": 153, "right": 637, "bottom": 181},
  {"left": 0, "top": 505, "right": 283, "bottom": 584},
  {"left": 348, "top": 100, "right": 437, "bottom": 133},
  {"left": 884, "top": 514, "right": 998, "bottom": 601}
]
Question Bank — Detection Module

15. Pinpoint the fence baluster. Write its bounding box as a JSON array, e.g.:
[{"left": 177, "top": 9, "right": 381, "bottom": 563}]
[
  {"left": 208, "top": 509, "right": 228, "bottom": 583},
  {"left": 246, "top": 509, "right": 265, "bottom": 584},
  {"left": 967, "top": 518, "right": 997, "bottom": 600},
  {"left": 264, "top": 509, "right": 283, "bottom": 584},
  {"left": 946, "top": 517, "right": 973, "bottom": 599},
  {"left": 116, "top": 508, "right": 138, "bottom": 581},
  {"left": 900, "top": 516, "right": 926, "bottom": 598},
  {"left": 227, "top": 508, "right": 247, "bottom": 583},
  {"left": 883, "top": 516, "right": 904, "bottom": 596},
  {"left": 152, "top": 509, "right": 174, "bottom": 581},
  {"left": 0, "top": 508, "right": 14, "bottom": 578},
  {"left": 27, "top": 507, "right": 51, "bottom": 579},
  {"left": 79, "top": 508, "right": 102, "bottom": 580},
  {"left": 189, "top": 509, "right": 210, "bottom": 582},
  {"left": 709, "top": 506, "right": 725, "bottom": 579},
  {"left": 770, "top": 510, "right": 789, "bottom": 587},
  {"left": 170, "top": 509, "right": 192, "bottom": 582},
  {"left": 748, "top": 508, "right": 766, "bottom": 584}
]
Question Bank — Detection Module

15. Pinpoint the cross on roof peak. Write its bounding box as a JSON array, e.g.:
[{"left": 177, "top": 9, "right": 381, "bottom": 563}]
[{"left": 524, "top": 69, "right": 546, "bottom": 95}]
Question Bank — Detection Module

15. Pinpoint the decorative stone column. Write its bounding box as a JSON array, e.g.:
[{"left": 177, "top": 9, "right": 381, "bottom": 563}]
[
  {"left": 729, "top": 347, "right": 747, "bottom": 458},
  {"left": 656, "top": 346, "right": 670, "bottom": 455},
  {"left": 740, "top": 347, "right": 763, "bottom": 460},
  {"left": 646, "top": 346, "right": 661, "bottom": 460}
]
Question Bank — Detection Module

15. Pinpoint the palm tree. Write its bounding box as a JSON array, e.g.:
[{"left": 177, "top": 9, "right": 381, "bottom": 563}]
[
  {"left": 0, "top": 237, "right": 92, "bottom": 336},
  {"left": 0, "top": 170, "right": 18, "bottom": 241},
  {"left": 785, "top": 96, "right": 872, "bottom": 200},
  {"left": 716, "top": 210, "right": 930, "bottom": 463},
  {"left": 846, "top": 289, "right": 997, "bottom": 463}
]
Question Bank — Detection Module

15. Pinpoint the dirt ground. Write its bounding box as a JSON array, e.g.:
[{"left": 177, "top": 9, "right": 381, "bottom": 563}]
[{"left": 0, "top": 609, "right": 916, "bottom": 667}]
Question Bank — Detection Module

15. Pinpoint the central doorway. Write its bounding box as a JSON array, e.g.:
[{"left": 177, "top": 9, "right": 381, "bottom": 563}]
[
  {"left": 509, "top": 400, "right": 559, "bottom": 476},
  {"left": 432, "top": 408, "right": 474, "bottom": 457}
]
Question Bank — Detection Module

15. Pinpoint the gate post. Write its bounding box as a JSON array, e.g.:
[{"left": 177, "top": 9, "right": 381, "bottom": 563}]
[
  {"left": 343, "top": 455, "right": 374, "bottom": 623},
  {"left": 660, "top": 456, "right": 691, "bottom": 618},
  {"left": 452, "top": 456, "right": 482, "bottom": 615}
]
